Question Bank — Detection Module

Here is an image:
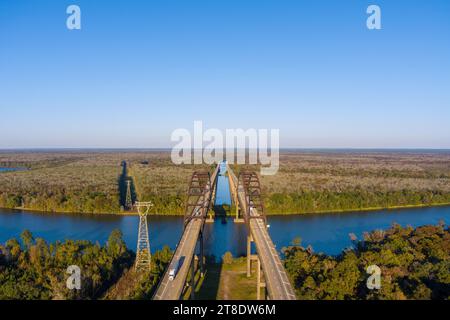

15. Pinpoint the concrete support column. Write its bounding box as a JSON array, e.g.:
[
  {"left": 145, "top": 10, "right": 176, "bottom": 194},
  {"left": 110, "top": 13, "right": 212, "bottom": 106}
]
[
  {"left": 190, "top": 255, "right": 195, "bottom": 300},
  {"left": 256, "top": 257, "right": 267, "bottom": 300},
  {"left": 257, "top": 258, "right": 261, "bottom": 300},
  {"left": 200, "top": 232, "right": 204, "bottom": 277},
  {"left": 206, "top": 174, "right": 217, "bottom": 223},
  {"left": 247, "top": 234, "right": 253, "bottom": 277}
]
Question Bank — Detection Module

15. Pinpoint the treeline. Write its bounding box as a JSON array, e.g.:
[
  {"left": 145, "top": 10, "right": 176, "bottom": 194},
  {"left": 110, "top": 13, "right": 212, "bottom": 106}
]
[
  {"left": 123, "top": 187, "right": 450, "bottom": 216},
  {"left": 265, "top": 189, "right": 450, "bottom": 214},
  {"left": 0, "top": 230, "right": 173, "bottom": 300},
  {"left": 283, "top": 224, "right": 450, "bottom": 300},
  {"left": 138, "top": 195, "right": 186, "bottom": 215},
  {"left": 0, "top": 190, "right": 120, "bottom": 214},
  {"left": 2, "top": 181, "right": 449, "bottom": 216}
]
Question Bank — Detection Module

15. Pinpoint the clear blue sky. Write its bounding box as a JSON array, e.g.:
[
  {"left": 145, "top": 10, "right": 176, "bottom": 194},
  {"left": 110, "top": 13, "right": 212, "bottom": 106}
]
[{"left": 1, "top": 0, "right": 449, "bottom": 148}]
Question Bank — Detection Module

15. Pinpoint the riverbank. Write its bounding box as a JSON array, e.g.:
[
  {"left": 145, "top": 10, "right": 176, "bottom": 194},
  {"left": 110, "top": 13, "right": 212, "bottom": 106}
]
[
  {"left": 266, "top": 202, "right": 450, "bottom": 216},
  {"left": 0, "top": 206, "right": 140, "bottom": 216},
  {"left": 2, "top": 202, "right": 450, "bottom": 217}
]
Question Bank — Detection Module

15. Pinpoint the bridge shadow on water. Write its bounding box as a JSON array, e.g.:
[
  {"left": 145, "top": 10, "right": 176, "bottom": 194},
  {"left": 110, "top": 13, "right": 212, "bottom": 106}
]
[
  {"left": 191, "top": 205, "right": 235, "bottom": 299},
  {"left": 212, "top": 205, "right": 229, "bottom": 224},
  {"left": 183, "top": 206, "right": 230, "bottom": 299}
]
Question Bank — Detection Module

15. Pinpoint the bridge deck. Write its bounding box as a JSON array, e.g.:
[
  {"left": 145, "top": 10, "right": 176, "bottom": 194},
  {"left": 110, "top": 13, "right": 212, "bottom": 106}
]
[
  {"left": 153, "top": 165, "right": 219, "bottom": 300},
  {"left": 153, "top": 218, "right": 203, "bottom": 300},
  {"left": 228, "top": 166, "right": 297, "bottom": 300}
]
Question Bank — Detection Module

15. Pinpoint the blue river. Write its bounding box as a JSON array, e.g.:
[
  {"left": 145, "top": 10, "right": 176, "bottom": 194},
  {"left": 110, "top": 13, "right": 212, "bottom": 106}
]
[{"left": 0, "top": 163, "right": 448, "bottom": 258}]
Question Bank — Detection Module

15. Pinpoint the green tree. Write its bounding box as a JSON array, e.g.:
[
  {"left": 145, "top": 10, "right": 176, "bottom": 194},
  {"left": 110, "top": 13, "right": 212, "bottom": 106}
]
[{"left": 20, "top": 230, "right": 34, "bottom": 249}]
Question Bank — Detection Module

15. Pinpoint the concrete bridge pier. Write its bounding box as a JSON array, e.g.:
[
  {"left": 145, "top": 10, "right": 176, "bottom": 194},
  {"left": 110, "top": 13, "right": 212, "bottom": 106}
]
[
  {"left": 256, "top": 257, "right": 267, "bottom": 300},
  {"left": 206, "top": 214, "right": 214, "bottom": 223},
  {"left": 190, "top": 255, "right": 196, "bottom": 300},
  {"left": 228, "top": 171, "right": 244, "bottom": 223},
  {"left": 199, "top": 231, "right": 204, "bottom": 277},
  {"left": 247, "top": 234, "right": 267, "bottom": 300},
  {"left": 234, "top": 207, "right": 244, "bottom": 223},
  {"left": 206, "top": 181, "right": 216, "bottom": 223},
  {"left": 189, "top": 230, "right": 206, "bottom": 299},
  {"left": 246, "top": 234, "right": 258, "bottom": 277},
  {"left": 234, "top": 202, "right": 244, "bottom": 223}
]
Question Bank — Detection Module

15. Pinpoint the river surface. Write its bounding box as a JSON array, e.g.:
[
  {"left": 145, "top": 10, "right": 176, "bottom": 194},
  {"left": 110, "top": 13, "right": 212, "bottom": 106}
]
[
  {"left": 214, "top": 162, "right": 232, "bottom": 206},
  {"left": 0, "top": 167, "right": 26, "bottom": 172},
  {"left": 0, "top": 207, "right": 448, "bottom": 258}
]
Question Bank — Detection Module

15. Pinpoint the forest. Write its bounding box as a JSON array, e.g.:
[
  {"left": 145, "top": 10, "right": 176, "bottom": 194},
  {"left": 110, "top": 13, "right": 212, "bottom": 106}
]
[
  {"left": 0, "top": 229, "right": 172, "bottom": 300},
  {"left": 236, "top": 151, "right": 450, "bottom": 214},
  {"left": 0, "top": 152, "right": 123, "bottom": 214},
  {"left": 1, "top": 224, "right": 447, "bottom": 300},
  {"left": 0, "top": 151, "right": 449, "bottom": 215},
  {"left": 283, "top": 223, "right": 449, "bottom": 300}
]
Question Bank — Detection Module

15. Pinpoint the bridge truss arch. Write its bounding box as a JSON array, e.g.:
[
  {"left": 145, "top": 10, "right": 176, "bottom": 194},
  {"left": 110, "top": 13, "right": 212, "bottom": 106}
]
[{"left": 238, "top": 171, "right": 267, "bottom": 226}]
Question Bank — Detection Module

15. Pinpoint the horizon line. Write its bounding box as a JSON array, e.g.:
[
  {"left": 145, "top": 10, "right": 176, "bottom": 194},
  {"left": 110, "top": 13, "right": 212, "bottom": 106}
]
[{"left": 1, "top": 147, "right": 450, "bottom": 152}]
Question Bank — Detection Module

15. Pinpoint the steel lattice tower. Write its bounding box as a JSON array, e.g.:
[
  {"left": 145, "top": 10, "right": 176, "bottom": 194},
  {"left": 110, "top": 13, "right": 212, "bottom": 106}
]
[
  {"left": 125, "top": 180, "right": 133, "bottom": 210},
  {"left": 135, "top": 201, "right": 153, "bottom": 271}
]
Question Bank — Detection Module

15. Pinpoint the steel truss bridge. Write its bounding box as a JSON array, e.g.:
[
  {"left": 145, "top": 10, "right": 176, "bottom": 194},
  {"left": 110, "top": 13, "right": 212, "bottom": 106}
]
[
  {"left": 153, "top": 165, "right": 219, "bottom": 300},
  {"left": 227, "top": 165, "right": 296, "bottom": 300},
  {"left": 152, "top": 163, "right": 295, "bottom": 300}
]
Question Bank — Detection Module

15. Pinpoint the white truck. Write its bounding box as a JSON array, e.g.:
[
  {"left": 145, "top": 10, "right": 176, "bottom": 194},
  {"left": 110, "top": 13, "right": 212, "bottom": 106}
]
[{"left": 168, "top": 258, "right": 182, "bottom": 281}]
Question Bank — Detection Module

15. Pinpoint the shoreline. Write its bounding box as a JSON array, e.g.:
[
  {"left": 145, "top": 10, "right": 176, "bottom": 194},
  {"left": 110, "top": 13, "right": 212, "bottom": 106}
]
[
  {"left": 266, "top": 202, "right": 450, "bottom": 216},
  {"left": 1, "top": 202, "right": 449, "bottom": 217}
]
